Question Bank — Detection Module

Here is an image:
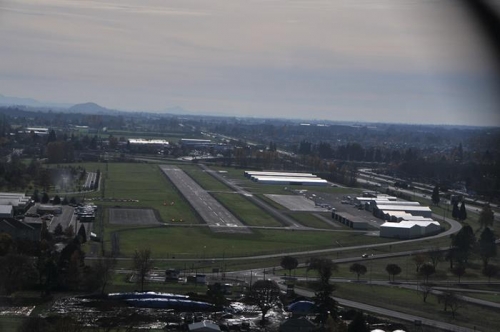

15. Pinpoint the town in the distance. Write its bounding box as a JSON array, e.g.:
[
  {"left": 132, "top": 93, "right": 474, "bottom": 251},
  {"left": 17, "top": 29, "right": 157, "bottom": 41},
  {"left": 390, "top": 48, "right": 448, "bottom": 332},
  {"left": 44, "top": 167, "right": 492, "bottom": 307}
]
[{"left": 0, "top": 104, "right": 498, "bottom": 332}]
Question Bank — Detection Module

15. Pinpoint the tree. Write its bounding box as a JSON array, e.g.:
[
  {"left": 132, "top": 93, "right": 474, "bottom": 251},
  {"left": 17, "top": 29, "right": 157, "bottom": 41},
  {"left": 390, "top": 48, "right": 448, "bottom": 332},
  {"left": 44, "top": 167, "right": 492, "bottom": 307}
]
[
  {"left": 64, "top": 225, "right": 74, "bottom": 238},
  {"left": 452, "top": 202, "right": 459, "bottom": 219},
  {"left": 41, "top": 192, "right": 50, "bottom": 204},
  {"left": 77, "top": 224, "right": 87, "bottom": 243},
  {"left": 347, "top": 311, "right": 370, "bottom": 332},
  {"left": 412, "top": 254, "right": 426, "bottom": 272},
  {"left": 0, "top": 253, "right": 37, "bottom": 294},
  {"left": 246, "top": 279, "right": 281, "bottom": 324},
  {"left": 419, "top": 282, "right": 433, "bottom": 303},
  {"left": 459, "top": 202, "right": 467, "bottom": 222},
  {"left": 0, "top": 232, "right": 13, "bottom": 256},
  {"left": 452, "top": 225, "right": 475, "bottom": 265},
  {"left": 431, "top": 185, "right": 440, "bottom": 205},
  {"left": 133, "top": 248, "right": 153, "bottom": 292},
  {"left": 54, "top": 223, "right": 63, "bottom": 236},
  {"left": 482, "top": 264, "right": 499, "bottom": 282},
  {"left": 280, "top": 256, "right": 298, "bottom": 277},
  {"left": 307, "top": 257, "right": 338, "bottom": 322},
  {"left": 349, "top": 263, "right": 367, "bottom": 281},
  {"left": 52, "top": 195, "right": 61, "bottom": 205},
  {"left": 31, "top": 189, "right": 40, "bottom": 203},
  {"left": 427, "top": 247, "right": 443, "bottom": 269},
  {"left": 439, "top": 291, "right": 464, "bottom": 318},
  {"left": 385, "top": 263, "right": 402, "bottom": 282},
  {"left": 92, "top": 254, "right": 116, "bottom": 295},
  {"left": 479, "top": 227, "right": 497, "bottom": 268},
  {"left": 451, "top": 265, "right": 466, "bottom": 283},
  {"left": 478, "top": 203, "right": 494, "bottom": 229},
  {"left": 419, "top": 263, "right": 436, "bottom": 283}
]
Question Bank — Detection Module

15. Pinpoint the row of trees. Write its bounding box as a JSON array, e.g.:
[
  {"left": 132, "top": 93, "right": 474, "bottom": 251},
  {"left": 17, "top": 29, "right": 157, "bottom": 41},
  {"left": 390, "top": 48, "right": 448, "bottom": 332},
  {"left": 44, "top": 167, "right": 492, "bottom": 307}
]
[{"left": 0, "top": 223, "right": 116, "bottom": 296}]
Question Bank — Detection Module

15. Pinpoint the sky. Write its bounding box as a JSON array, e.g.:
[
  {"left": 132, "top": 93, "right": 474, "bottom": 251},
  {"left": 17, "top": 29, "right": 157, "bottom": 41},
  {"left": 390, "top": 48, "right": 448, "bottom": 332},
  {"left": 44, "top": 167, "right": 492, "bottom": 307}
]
[{"left": 0, "top": 0, "right": 499, "bottom": 126}]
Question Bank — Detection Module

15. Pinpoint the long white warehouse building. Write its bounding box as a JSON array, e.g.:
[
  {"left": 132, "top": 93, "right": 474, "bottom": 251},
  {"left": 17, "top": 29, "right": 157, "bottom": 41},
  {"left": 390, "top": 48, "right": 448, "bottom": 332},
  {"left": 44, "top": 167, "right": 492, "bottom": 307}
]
[{"left": 252, "top": 176, "right": 328, "bottom": 186}]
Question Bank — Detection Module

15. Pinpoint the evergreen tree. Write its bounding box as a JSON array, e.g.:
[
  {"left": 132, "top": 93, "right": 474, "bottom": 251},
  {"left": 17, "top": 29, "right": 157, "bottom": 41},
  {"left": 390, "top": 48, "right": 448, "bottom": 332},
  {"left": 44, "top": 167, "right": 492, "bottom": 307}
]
[
  {"left": 77, "top": 224, "right": 87, "bottom": 243},
  {"left": 459, "top": 202, "right": 467, "bottom": 222},
  {"left": 347, "top": 311, "right": 370, "bottom": 332},
  {"left": 452, "top": 225, "right": 475, "bottom": 264},
  {"left": 478, "top": 203, "right": 494, "bottom": 229},
  {"left": 431, "top": 185, "right": 440, "bottom": 205},
  {"left": 479, "top": 227, "right": 496, "bottom": 268},
  {"left": 52, "top": 195, "right": 61, "bottom": 205},
  {"left": 41, "top": 192, "right": 50, "bottom": 204},
  {"left": 452, "top": 202, "right": 459, "bottom": 219}
]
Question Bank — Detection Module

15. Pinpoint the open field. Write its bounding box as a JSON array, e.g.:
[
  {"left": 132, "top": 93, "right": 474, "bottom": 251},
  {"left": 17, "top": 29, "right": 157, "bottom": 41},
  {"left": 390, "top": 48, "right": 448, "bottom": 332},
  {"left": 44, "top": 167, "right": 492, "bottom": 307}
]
[
  {"left": 100, "top": 162, "right": 202, "bottom": 224},
  {"left": 109, "top": 208, "right": 159, "bottom": 225},
  {"left": 287, "top": 212, "right": 341, "bottom": 229},
  {"left": 107, "top": 226, "right": 390, "bottom": 259},
  {"left": 212, "top": 192, "right": 283, "bottom": 227}
]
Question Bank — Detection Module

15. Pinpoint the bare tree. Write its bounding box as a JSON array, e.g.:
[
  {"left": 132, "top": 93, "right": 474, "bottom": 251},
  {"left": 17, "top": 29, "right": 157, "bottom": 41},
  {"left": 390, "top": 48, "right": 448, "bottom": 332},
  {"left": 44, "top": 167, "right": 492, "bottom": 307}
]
[
  {"left": 427, "top": 247, "right": 443, "bottom": 269},
  {"left": 133, "top": 248, "right": 153, "bottom": 292},
  {"left": 412, "top": 254, "right": 426, "bottom": 272},
  {"left": 439, "top": 291, "right": 465, "bottom": 318},
  {"left": 94, "top": 254, "right": 117, "bottom": 295},
  {"left": 451, "top": 265, "right": 466, "bottom": 283},
  {"left": 419, "top": 282, "right": 433, "bottom": 303},
  {"left": 246, "top": 279, "right": 281, "bottom": 324}
]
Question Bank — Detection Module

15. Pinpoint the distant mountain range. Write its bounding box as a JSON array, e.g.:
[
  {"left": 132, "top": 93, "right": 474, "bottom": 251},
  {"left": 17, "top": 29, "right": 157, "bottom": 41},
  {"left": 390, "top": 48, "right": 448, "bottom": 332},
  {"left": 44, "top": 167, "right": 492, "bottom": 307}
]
[
  {"left": 0, "top": 93, "right": 72, "bottom": 109},
  {"left": 0, "top": 94, "right": 122, "bottom": 115}
]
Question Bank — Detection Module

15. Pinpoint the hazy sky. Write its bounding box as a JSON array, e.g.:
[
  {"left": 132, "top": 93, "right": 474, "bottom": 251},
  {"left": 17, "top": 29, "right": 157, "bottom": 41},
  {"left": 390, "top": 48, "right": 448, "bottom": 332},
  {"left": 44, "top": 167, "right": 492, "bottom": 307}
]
[{"left": 1, "top": 0, "right": 499, "bottom": 126}]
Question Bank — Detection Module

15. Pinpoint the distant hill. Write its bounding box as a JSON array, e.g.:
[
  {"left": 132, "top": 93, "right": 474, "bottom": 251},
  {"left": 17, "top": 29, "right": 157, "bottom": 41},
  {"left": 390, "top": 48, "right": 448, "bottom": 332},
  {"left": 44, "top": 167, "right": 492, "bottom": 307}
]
[
  {"left": 68, "top": 102, "right": 118, "bottom": 115},
  {"left": 0, "top": 93, "right": 70, "bottom": 108}
]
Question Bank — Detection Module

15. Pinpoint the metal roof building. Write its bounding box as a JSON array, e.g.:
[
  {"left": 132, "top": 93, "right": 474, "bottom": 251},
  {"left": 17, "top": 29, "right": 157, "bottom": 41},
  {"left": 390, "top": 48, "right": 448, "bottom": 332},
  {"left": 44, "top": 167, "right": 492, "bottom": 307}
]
[
  {"left": 331, "top": 211, "right": 368, "bottom": 230},
  {"left": 251, "top": 176, "right": 328, "bottom": 186},
  {"left": 380, "top": 220, "right": 441, "bottom": 239},
  {"left": 376, "top": 205, "right": 432, "bottom": 219},
  {"left": 244, "top": 171, "right": 316, "bottom": 178}
]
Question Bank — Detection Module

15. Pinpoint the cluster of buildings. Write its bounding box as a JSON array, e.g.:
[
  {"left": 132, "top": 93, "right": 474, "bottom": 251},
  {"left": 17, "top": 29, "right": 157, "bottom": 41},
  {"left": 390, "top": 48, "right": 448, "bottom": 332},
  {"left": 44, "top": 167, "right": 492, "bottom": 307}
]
[
  {"left": 244, "top": 171, "right": 328, "bottom": 186},
  {"left": 333, "top": 192, "right": 441, "bottom": 239},
  {"left": 0, "top": 192, "right": 40, "bottom": 241}
]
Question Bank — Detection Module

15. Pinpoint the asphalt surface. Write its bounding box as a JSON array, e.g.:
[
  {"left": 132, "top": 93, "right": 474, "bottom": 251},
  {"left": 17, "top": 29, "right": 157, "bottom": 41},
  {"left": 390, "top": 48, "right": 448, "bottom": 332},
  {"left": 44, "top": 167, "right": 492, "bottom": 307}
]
[
  {"left": 159, "top": 165, "right": 251, "bottom": 234},
  {"left": 199, "top": 164, "right": 303, "bottom": 228}
]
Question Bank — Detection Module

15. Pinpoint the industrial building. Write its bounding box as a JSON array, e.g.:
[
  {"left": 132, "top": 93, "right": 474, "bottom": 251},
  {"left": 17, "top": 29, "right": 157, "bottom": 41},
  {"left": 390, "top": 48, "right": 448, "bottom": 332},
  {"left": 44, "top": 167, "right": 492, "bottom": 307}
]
[
  {"left": 244, "top": 171, "right": 316, "bottom": 179},
  {"left": 331, "top": 211, "right": 368, "bottom": 230},
  {"left": 0, "top": 192, "right": 32, "bottom": 215},
  {"left": 375, "top": 206, "right": 433, "bottom": 219},
  {"left": 128, "top": 138, "right": 169, "bottom": 146},
  {"left": 251, "top": 176, "right": 328, "bottom": 186},
  {"left": 380, "top": 220, "right": 441, "bottom": 239},
  {"left": 244, "top": 171, "right": 328, "bottom": 186}
]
